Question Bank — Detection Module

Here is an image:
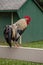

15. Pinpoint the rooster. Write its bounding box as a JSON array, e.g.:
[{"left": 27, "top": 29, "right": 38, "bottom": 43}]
[{"left": 4, "top": 16, "right": 31, "bottom": 47}]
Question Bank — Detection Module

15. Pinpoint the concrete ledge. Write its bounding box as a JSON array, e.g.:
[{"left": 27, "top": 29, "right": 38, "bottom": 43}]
[{"left": 0, "top": 46, "right": 43, "bottom": 63}]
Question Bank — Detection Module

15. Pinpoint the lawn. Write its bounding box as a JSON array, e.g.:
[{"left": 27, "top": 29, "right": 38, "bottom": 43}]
[
  {"left": 22, "top": 41, "right": 43, "bottom": 48},
  {"left": 0, "top": 41, "right": 43, "bottom": 48},
  {"left": 0, "top": 58, "right": 43, "bottom": 65}
]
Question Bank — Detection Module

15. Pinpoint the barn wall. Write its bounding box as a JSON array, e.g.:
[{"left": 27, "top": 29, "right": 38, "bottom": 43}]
[
  {"left": 17, "top": 0, "right": 43, "bottom": 43},
  {"left": 13, "top": 12, "right": 20, "bottom": 23},
  {"left": 0, "top": 12, "right": 11, "bottom": 42}
]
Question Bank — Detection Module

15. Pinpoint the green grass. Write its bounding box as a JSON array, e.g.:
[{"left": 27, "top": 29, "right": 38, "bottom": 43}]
[
  {"left": 0, "top": 41, "right": 43, "bottom": 48},
  {"left": 0, "top": 58, "right": 43, "bottom": 65},
  {"left": 22, "top": 41, "right": 43, "bottom": 48}
]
